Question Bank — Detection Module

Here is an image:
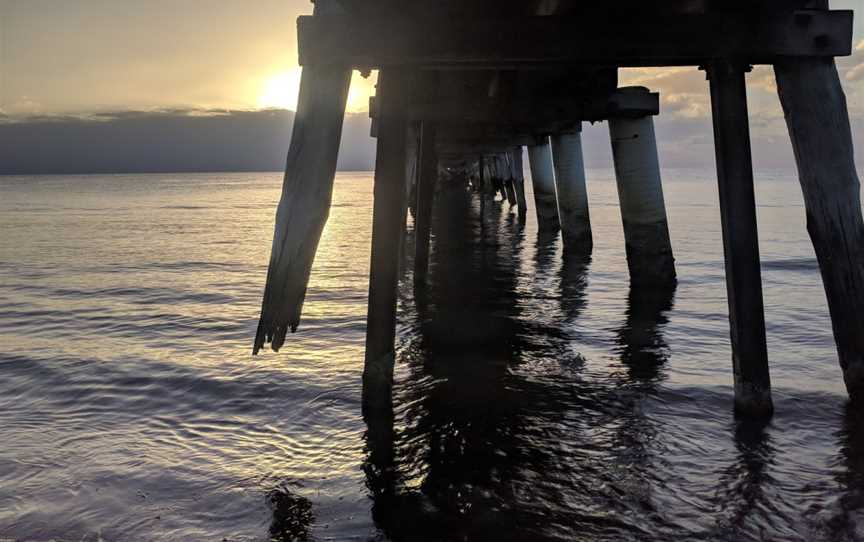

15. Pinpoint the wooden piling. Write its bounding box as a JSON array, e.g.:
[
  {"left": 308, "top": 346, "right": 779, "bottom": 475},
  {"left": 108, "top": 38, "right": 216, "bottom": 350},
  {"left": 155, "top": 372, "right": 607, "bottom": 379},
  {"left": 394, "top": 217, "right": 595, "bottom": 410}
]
[
  {"left": 775, "top": 56, "right": 864, "bottom": 401},
  {"left": 493, "top": 155, "right": 508, "bottom": 202},
  {"left": 414, "top": 121, "right": 438, "bottom": 283},
  {"left": 364, "top": 70, "right": 409, "bottom": 415},
  {"left": 477, "top": 155, "right": 487, "bottom": 194},
  {"left": 505, "top": 177, "right": 518, "bottom": 207},
  {"left": 253, "top": 63, "right": 351, "bottom": 354},
  {"left": 511, "top": 146, "right": 528, "bottom": 219},
  {"left": 608, "top": 96, "right": 675, "bottom": 284},
  {"left": 551, "top": 130, "right": 592, "bottom": 251},
  {"left": 707, "top": 59, "right": 773, "bottom": 417},
  {"left": 405, "top": 121, "right": 421, "bottom": 223},
  {"left": 527, "top": 139, "right": 559, "bottom": 227},
  {"left": 499, "top": 152, "right": 517, "bottom": 206}
]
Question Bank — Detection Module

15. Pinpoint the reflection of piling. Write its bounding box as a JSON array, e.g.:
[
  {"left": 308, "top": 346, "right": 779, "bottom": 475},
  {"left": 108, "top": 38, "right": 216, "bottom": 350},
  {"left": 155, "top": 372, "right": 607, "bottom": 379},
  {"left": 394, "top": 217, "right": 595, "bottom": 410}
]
[
  {"left": 527, "top": 139, "right": 559, "bottom": 228},
  {"left": 551, "top": 130, "right": 592, "bottom": 251},
  {"left": 618, "top": 281, "right": 676, "bottom": 381},
  {"left": 608, "top": 92, "right": 675, "bottom": 286}
]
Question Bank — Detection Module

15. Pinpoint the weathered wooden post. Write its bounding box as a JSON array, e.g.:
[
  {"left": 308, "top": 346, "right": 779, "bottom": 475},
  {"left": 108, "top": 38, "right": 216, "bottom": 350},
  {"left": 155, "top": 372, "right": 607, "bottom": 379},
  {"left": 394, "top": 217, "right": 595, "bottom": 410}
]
[
  {"left": 775, "top": 55, "right": 864, "bottom": 401},
  {"left": 527, "top": 138, "right": 559, "bottom": 227},
  {"left": 551, "top": 129, "right": 592, "bottom": 251},
  {"left": 608, "top": 88, "right": 675, "bottom": 284},
  {"left": 414, "top": 121, "right": 438, "bottom": 284},
  {"left": 494, "top": 154, "right": 510, "bottom": 203},
  {"left": 484, "top": 155, "right": 499, "bottom": 200},
  {"left": 253, "top": 0, "right": 351, "bottom": 354},
  {"left": 502, "top": 153, "right": 518, "bottom": 207},
  {"left": 364, "top": 70, "right": 409, "bottom": 415},
  {"left": 477, "top": 155, "right": 487, "bottom": 194},
  {"left": 706, "top": 59, "right": 772, "bottom": 417},
  {"left": 405, "top": 121, "right": 421, "bottom": 223},
  {"left": 511, "top": 146, "right": 528, "bottom": 219}
]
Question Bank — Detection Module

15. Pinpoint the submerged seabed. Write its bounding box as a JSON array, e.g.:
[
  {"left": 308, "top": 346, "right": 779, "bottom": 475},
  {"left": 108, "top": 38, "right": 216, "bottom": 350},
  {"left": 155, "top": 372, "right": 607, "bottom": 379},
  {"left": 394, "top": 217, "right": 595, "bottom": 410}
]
[{"left": 0, "top": 171, "right": 862, "bottom": 541}]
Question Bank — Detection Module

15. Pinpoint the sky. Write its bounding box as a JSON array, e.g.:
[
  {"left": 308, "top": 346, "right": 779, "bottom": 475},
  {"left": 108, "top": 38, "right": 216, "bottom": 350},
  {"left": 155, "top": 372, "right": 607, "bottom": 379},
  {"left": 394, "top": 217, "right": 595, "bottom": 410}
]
[
  {"left": 0, "top": 0, "right": 862, "bottom": 172},
  {"left": 0, "top": 0, "right": 377, "bottom": 115}
]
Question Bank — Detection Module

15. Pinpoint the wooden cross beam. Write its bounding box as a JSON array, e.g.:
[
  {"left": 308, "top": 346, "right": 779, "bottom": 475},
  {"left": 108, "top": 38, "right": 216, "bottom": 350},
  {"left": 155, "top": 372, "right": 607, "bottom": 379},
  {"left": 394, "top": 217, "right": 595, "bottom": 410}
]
[
  {"left": 437, "top": 140, "right": 534, "bottom": 157},
  {"left": 298, "top": 9, "right": 853, "bottom": 68},
  {"left": 397, "top": 87, "right": 659, "bottom": 124},
  {"left": 369, "top": 87, "right": 657, "bottom": 140}
]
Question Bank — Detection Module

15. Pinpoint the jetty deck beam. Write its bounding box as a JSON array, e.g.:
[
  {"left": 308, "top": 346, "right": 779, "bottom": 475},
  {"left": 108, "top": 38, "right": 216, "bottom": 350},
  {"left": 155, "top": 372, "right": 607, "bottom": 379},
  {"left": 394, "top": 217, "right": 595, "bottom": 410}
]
[{"left": 298, "top": 10, "right": 853, "bottom": 68}]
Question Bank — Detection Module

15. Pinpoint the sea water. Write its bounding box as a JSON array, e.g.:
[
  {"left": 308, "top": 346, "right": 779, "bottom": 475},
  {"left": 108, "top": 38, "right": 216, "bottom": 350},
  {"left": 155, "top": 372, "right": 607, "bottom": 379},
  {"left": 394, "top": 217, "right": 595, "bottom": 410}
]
[{"left": 0, "top": 170, "right": 862, "bottom": 541}]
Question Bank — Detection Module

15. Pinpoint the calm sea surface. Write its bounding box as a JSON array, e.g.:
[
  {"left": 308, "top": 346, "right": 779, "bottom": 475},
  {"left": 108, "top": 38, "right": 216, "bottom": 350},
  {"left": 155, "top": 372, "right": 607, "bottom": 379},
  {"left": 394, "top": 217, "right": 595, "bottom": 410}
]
[{"left": 1, "top": 170, "right": 863, "bottom": 541}]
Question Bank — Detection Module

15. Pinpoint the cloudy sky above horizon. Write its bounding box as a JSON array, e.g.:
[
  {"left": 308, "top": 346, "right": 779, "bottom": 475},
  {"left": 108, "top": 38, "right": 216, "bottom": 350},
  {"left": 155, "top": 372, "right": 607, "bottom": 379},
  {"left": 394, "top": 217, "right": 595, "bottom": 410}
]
[{"left": 1, "top": 0, "right": 863, "bottom": 169}]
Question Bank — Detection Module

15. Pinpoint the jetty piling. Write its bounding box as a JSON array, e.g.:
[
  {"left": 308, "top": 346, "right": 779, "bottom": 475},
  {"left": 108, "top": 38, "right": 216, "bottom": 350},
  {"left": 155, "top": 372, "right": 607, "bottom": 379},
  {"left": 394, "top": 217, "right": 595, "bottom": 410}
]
[
  {"left": 255, "top": 1, "right": 858, "bottom": 418},
  {"left": 706, "top": 59, "right": 773, "bottom": 416},
  {"left": 528, "top": 139, "right": 560, "bottom": 228},
  {"left": 414, "top": 121, "right": 438, "bottom": 284},
  {"left": 775, "top": 55, "right": 864, "bottom": 401},
  {"left": 364, "top": 70, "right": 410, "bottom": 415},
  {"left": 551, "top": 129, "right": 592, "bottom": 251},
  {"left": 252, "top": 0, "right": 351, "bottom": 354},
  {"left": 510, "top": 147, "right": 528, "bottom": 219},
  {"left": 608, "top": 89, "right": 676, "bottom": 285}
]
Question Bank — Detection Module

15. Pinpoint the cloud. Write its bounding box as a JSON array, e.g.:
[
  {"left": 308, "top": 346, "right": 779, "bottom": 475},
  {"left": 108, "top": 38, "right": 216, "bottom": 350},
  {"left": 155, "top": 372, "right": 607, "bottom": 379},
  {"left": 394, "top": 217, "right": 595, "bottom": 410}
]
[
  {"left": 0, "top": 108, "right": 376, "bottom": 174},
  {"left": 3, "top": 96, "right": 44, "bottom": 115},
  {"left": 844, "top": 40, "right": 864, "bottom": 82},
  {"left": 619, "top": 67, "right": 713, "bottom": 119},
  {"left": 747, "top": 66, "right": 778, "bottom": 93}
]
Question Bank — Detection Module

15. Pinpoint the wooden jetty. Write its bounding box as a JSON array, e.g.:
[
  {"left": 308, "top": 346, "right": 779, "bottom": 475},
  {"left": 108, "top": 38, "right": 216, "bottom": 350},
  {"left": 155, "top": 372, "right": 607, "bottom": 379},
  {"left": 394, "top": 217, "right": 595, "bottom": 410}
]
[{"left": 254, "top": 0, "right": 859, "bottom": 418}]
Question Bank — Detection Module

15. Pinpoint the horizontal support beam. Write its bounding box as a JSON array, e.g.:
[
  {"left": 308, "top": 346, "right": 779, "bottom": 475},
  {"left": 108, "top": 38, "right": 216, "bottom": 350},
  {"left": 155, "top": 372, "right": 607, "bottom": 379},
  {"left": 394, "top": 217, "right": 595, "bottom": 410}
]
[
  {"left": 438, "top": 135, "right": 537, "bottom": 154},
  {"left": 401, "top": 88, "right": 659, "bottom": 123},
  {"left": 298, "top": 10, "right": 853, "bottom": 68}
]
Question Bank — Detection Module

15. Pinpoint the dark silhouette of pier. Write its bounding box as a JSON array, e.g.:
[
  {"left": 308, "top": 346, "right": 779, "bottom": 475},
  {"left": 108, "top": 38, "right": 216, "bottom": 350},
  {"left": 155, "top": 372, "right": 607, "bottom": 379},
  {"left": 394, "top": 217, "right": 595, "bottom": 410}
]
[{"left": 253, "top": 0, "right": 861, "bottom": 423}]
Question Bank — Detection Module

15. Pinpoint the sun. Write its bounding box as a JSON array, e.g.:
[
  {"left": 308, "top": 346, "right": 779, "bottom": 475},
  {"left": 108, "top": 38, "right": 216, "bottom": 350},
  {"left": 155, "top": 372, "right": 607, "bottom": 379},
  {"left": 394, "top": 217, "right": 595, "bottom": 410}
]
[
  {"left": 256, "top": 68, "right": 377, "bottom": 113},
  {"left": 257, "top": 69, "right": 302, "bottom": 110}
]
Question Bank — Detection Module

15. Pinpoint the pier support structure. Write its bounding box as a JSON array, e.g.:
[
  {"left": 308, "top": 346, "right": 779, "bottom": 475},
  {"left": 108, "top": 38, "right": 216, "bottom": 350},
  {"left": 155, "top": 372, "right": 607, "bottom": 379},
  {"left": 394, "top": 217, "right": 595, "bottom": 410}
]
[
  {"left": 527, "top": 139, "right": 559, "bottom": 228},
  {"left": 551, "top": 129, "right": 592, "bottom": 251},
  {"left": 511, "top": 146, "right": 528, "bottom": 219},
  {"left": 775, "top": 56, "right": 864, "bottom": 400},
  {"left": 707, "top": 59, "right": 772, "bottom": 417},
  {"left": 405, "top": 122, "right": 421, "bottom": 223},
  {"left": 502, "top": 153, "right": 518, "bottom": 207},
  {"left": 364, "top": 70, "right": 409, "bottom": 415},
  {"left": 608, "top": 90, "right": 675, "bottom": 285},
  {"left": 257, "top": 1, "right": 858, "bottom": 415},
  {"left": 414, "top": 121, "right": 438, "bottom": 283},
  {"left": 253, "top": 0, "right": 351, "bottom": 354}
]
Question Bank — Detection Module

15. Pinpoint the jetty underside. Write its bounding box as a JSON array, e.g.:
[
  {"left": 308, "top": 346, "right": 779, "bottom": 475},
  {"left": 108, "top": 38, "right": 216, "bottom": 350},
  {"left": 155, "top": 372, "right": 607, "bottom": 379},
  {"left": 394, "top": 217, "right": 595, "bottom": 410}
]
[{"left": 255, "top": 0, "right": 861, "bottom": 419}]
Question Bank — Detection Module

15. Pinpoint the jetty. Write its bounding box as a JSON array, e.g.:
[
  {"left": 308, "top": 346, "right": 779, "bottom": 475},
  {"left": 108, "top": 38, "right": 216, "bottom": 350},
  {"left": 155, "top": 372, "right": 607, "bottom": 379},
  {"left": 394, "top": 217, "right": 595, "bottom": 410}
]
[{"left": 253, "top": 0, "right": 859, "bottom": 419}]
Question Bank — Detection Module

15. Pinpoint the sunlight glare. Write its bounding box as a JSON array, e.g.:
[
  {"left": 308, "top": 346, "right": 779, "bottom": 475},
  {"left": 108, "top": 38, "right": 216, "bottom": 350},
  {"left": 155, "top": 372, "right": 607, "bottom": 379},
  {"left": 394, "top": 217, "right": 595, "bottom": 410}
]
[
  {"left": 257, "top": 69, "right": 377, "bottom": 113},
  {"left": 257, "top": 69, "right": 302, "bottom": 110}
]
